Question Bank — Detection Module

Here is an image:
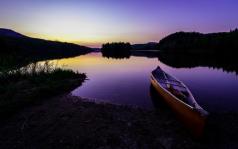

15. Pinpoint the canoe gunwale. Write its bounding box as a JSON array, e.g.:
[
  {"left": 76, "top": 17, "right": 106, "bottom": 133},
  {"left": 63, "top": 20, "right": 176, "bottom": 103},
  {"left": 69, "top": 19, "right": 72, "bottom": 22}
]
[{"left": 151, "top": 73, "right": 208, "bottom": 117}]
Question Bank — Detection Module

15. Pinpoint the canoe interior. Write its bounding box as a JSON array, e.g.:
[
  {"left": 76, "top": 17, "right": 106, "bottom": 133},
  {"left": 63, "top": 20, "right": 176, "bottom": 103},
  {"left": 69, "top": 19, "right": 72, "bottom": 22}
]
[{"left": 152, "top": 67, "right": 195, "bottom": 107}]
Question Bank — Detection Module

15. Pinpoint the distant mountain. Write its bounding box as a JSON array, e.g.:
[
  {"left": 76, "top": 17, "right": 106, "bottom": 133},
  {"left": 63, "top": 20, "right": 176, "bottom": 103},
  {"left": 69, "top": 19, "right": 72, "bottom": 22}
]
[
  {"left": 158, "top": 29, "right": 238, "bottom": 53},
  {"left": 132, "top": 42, "right": 158, "bottom": 50},
  {"left": 0, "top": 28, "right": 27, "bottom": 38}
]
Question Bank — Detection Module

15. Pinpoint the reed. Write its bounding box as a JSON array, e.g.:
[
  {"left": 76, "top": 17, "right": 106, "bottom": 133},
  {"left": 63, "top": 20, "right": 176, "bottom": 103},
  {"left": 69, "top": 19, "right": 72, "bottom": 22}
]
[{"left": 0, "top": 62, "right": 86, "bottom": 119}]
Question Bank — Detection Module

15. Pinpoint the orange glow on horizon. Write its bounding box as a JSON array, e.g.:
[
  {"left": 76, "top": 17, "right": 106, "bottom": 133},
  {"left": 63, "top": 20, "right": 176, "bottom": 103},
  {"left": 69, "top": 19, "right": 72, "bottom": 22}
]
[{"left": 23, "top": 31, "right": 161, "bottom": 48}]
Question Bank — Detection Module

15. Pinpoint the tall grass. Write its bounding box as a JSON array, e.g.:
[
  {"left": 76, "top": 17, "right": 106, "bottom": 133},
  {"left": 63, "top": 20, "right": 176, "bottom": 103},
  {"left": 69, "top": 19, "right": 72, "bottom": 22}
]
[
  {"left": 0, "top": 61, "right": 86, "bottom": 119},
  {"left": 1, "top": 61, "right": 56, "bottom": 81}
]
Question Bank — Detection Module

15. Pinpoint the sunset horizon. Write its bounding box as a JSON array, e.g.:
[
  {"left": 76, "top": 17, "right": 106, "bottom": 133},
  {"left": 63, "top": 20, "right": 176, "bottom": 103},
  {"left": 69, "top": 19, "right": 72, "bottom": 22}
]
[{"left": 1, "top": 0, "right": 238, "bottom": 48}]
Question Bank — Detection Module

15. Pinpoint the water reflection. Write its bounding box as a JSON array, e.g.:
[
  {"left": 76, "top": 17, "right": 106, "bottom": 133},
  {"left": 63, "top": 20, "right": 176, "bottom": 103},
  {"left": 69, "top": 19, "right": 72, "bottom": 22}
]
[
  {"left": 101, "top": 50, "right": 160, "bottom": 59},
  {"left": 158, "top": 53, "right": 238, "bottom": 75},
  {"left": 101, "top": 51, "right": 238, "bottom": 75},
  {"left": 42, "top": 52, "right": 238, "bottom": 112},
  {"left": 101, "top": 49, "right": 131, "bottom": 59}
]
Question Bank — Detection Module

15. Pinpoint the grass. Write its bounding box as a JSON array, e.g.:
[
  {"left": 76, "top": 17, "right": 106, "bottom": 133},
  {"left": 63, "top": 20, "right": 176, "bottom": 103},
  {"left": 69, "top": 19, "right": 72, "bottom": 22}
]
[{"left": 0, "top": 62, "right": 86, "bottom": 119}]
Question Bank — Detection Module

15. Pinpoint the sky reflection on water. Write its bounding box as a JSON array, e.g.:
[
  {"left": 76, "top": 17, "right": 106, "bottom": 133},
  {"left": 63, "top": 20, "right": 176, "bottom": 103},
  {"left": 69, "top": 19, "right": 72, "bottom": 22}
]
[{"left": 47, "top": 52, "right": 238, "bottom": 112}]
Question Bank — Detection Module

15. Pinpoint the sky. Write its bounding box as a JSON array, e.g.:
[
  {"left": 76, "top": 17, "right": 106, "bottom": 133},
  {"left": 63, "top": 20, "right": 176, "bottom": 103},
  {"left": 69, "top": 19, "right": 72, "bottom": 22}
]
[{"left": 0, "top": 0, "right": 238, "bottom": 48}]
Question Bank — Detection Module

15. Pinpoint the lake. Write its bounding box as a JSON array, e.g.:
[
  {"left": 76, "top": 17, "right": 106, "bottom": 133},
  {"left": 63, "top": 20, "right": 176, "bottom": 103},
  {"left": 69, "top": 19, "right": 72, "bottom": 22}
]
[{"left": 47, "top": 52, "right": 238, "bottom": 112}]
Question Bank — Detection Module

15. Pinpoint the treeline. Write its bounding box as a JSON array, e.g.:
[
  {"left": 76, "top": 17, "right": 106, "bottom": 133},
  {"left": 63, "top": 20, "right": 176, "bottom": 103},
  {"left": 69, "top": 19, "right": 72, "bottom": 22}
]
[
  {"left": 101, "top": 42, "right": 160, "bottom": 59},
  {"left": 0, "top": 29, "right": 92, "bottom": 70},
  {"left": 102, "top": 42, "right": 132, "bottom": 50},
  {"left": 0, "top": 36, "right": 91, "bottom": 58},
  {"left": 101, "top": 42, "right": 132, "bottom": 59},
  {"left": 158, "top": 29, "right": 238, "bottom": 53}
]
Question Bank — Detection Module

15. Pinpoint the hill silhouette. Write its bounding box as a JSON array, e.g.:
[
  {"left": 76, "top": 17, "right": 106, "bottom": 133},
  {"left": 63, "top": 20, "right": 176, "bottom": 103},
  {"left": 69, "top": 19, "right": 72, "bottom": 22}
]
[
  {"left": 158, "top": 29, "right": 238, "bottom": 53},
  {"left": 0, "top": 28, "right": 91, "bottom": 57},
  {"left": 0, "top": 28, "right": 27, "bottom": 38},
  {"left": 0, "top": 28, "right": 92, "bottom": 70},
  {"left": 132, "top": 42, "right": 158, "bottom": 50}
]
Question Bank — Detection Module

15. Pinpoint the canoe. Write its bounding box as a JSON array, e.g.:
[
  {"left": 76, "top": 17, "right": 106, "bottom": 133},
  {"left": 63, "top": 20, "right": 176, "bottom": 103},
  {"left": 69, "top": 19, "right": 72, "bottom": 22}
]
[{"left": 151, "top": 66, "right": 208, "bottom": 137}]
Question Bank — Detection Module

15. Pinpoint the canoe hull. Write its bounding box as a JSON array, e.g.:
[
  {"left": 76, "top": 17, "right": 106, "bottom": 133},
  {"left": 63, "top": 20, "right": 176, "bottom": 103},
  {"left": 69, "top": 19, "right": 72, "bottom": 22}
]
[{"left": 151, "top": 74, "right": 207, "bottom": 137}]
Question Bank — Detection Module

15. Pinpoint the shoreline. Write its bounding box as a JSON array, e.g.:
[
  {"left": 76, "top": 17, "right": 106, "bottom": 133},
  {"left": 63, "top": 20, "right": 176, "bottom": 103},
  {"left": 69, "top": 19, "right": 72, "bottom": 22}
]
[
  {"left": 1, "top": 94, "right": 238, "bottom": 148},
  {"left": 0, "top": 65, "right": 87, "bottom": 119}
]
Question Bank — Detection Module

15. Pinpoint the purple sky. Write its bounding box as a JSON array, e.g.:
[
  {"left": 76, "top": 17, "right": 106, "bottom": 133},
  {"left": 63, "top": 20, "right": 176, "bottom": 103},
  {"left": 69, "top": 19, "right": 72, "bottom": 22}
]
[{"left": 0, "top": 0, "right": 238, "bottom": 47}]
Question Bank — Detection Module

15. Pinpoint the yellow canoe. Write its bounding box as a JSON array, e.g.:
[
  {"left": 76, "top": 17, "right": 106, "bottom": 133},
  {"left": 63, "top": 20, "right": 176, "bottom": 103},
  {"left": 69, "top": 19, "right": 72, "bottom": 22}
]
[{"left": 151, "top": 66, "right": 208, "bottom": 137}]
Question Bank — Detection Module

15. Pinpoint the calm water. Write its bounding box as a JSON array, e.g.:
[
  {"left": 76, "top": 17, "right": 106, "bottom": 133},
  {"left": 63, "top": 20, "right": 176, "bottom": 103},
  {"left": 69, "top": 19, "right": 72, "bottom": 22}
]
[{"left": 48, "top": 52, "right": 238, "bottom": 112}]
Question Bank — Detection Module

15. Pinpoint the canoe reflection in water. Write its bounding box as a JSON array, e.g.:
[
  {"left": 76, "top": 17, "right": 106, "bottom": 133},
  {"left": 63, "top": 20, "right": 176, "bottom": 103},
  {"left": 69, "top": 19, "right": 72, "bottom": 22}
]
[{"left": 150, "top": 66, "right": 209, "bottom": 137}]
